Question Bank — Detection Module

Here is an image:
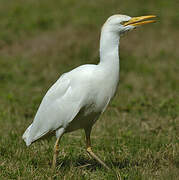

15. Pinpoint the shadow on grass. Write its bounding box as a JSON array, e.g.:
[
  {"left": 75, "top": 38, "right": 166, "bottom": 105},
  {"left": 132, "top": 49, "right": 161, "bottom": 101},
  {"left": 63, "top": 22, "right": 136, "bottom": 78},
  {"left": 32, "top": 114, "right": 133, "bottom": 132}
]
[{"left": 56, "top": 156, "right": 138, "bottom": 171}]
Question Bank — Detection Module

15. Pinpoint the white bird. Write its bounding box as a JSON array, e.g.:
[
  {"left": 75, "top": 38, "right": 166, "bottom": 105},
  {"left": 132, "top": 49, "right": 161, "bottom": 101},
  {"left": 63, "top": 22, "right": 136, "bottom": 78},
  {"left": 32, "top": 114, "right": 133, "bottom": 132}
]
[{"left": 23, "top": 14, "right": 156, "bottom": 169}]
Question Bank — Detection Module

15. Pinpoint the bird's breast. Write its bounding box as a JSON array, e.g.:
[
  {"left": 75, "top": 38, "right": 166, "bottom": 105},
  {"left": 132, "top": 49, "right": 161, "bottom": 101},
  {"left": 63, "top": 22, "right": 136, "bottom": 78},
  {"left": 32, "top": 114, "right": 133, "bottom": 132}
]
[{"left": 86, "top": 79, "right": 118, "bottom": 113}]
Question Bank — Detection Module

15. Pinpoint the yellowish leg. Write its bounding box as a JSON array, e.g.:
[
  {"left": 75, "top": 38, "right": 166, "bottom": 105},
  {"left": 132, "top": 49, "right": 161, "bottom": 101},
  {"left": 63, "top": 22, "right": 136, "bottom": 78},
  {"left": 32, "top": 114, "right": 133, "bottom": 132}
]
[
  {"left": 52, "top": 136, "right": 62, "bottom": 169},
  {"left": 85, "top": 128, "right": 110, "bottom": 170}
]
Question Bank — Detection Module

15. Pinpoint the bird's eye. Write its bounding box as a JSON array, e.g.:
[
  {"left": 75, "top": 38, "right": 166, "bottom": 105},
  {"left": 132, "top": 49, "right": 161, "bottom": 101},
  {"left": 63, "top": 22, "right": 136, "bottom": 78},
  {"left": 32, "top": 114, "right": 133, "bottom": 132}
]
[{"left": 120, "top": 21, "right": 128, "bottom": 25}]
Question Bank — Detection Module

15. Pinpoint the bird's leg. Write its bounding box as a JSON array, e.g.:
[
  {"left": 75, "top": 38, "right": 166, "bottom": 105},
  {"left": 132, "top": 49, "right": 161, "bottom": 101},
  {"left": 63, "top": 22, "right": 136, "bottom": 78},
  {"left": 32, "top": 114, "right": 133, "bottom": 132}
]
[
  {"left": 85, "top": 128, "right": 110, "bottom": 170},
  {"left": 52, "top": 136, "right": 62, "bottom": 169}
]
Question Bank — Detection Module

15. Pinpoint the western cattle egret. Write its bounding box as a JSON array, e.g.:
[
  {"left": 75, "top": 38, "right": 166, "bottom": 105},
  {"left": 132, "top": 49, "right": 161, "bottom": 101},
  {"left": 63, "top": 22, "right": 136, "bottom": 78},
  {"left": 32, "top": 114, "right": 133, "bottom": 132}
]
[{"left": 23, "top": 14, "right": 156, "bottom": 169}]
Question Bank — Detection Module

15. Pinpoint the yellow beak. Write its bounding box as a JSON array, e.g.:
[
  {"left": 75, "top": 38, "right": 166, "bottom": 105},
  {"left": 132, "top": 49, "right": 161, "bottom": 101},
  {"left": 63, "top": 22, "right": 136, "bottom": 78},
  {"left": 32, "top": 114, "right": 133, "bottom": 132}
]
[{"left": 123, "top": 15, "right": 156, "bottom": 26}]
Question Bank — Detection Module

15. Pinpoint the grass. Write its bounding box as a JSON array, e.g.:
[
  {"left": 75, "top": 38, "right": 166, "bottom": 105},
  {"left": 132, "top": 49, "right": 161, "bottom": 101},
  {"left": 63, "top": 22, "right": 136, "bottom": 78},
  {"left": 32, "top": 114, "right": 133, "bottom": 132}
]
[{"left": 0, "top": 0, "right": 178, "bottom": 179}]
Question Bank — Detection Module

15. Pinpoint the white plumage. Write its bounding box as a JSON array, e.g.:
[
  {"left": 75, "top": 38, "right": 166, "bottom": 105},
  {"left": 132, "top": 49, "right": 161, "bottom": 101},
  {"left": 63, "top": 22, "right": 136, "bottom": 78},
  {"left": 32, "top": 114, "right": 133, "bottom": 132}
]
[
  {"left": 23, "top": 63, "right": 118, "bottom": 145},
  {"left": 23, "top": 14, "right": 156, "bottom": 169}
]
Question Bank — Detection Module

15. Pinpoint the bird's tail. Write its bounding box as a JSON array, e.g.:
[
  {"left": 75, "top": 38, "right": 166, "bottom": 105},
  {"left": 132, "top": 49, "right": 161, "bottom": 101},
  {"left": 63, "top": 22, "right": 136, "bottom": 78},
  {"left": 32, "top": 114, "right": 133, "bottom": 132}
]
[{"left": 22, "top": 124, "right": 32, "bottom": 146}]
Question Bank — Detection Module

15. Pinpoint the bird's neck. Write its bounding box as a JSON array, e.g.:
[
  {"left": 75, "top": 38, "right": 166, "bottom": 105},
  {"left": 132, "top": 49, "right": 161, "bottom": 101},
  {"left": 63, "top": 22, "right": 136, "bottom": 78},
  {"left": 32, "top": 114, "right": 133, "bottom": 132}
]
[
  {"left": 98, "top": 29, "right": 120, "bottom": 97},
  {"left": 99, "top": 29, "right": 120, "bottom": 66}
]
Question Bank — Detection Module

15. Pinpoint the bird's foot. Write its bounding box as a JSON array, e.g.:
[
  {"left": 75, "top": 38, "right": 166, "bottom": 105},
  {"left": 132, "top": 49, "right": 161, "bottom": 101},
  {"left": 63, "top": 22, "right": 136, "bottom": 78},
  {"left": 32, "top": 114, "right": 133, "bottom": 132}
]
[
  {"left": 86, "top": 147, "right": 110, "bottom": 170},
  {"left": 86, "top": 147, "right": 121, "bottom": 179}
]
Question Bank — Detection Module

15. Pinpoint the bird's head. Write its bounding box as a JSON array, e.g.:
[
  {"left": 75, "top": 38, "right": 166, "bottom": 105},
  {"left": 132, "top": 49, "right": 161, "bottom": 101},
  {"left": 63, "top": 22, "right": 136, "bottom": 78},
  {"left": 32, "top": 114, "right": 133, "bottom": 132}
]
[{"left": 102, "top": 14, "right": 156, "bottom": 35}]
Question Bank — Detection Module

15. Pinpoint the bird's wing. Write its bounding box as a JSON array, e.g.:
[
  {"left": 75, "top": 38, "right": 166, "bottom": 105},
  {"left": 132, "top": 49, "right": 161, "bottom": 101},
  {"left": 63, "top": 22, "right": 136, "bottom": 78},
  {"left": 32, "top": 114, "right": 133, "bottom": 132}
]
[{"left": 23, "top": 74, "right": 84, "bottom": 146}]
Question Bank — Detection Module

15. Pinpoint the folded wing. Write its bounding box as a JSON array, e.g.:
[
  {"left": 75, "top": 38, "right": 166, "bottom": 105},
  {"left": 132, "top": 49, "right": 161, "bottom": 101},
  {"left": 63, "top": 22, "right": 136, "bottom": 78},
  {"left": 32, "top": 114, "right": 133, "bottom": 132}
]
[{"left": 23, "top": 74, "right": 84, "bottom": 146}]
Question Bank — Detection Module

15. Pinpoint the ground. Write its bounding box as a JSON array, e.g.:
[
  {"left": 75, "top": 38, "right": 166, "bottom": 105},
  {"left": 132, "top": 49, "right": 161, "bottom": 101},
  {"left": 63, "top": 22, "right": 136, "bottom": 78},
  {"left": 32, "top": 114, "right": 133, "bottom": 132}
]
[{"left": 0, "top": 0, "right": 178, "bottom": 179}]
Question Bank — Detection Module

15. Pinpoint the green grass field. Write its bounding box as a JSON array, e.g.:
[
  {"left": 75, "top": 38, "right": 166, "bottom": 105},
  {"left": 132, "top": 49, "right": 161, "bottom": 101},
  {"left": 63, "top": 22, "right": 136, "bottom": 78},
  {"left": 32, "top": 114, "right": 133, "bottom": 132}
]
[{"left": 0, "top": 0, "right": 178, "bottom": 179}]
